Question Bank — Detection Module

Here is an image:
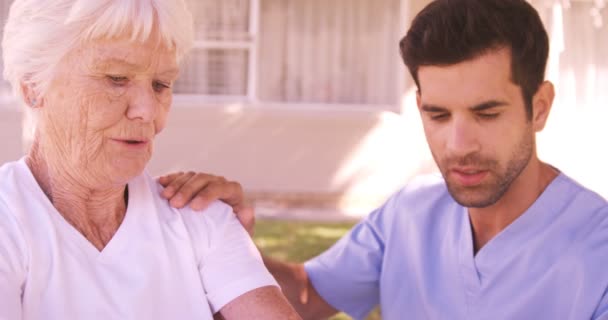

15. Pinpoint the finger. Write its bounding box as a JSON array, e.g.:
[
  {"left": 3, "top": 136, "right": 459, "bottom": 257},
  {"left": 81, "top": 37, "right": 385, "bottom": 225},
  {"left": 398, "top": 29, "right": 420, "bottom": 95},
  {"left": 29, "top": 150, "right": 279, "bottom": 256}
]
[
  {"left": 161, "top": 172, "right": 192, "bottom": 199},
  {"left": 235, "top": 206, "right": 255, "bottom": 236},
  {"left": 162, "top": 171, "right": 195, "bottom": 201},
  {"left": 300, "top": 285, "right": 309, "bottom": 305},
  {"left": 190, "top": 180, "right": 242, "bottom": 211},
  {"left": 188, "top": 181, "right": 227, "bottom": 211},
  {"left": 157, "top": 172, "right": 184, "bottom": 187},
  {"left": 190, "top": 194, "right": 215, "bottom": 211},
  {"left": 171, "top": 173, "right": 219, "bottom": 209},
  {"left": 216, "top": 181, "right": 244, "bottom": 207},
  {"left": 299, "top": 270, "right": 310, "bottom": 305}
]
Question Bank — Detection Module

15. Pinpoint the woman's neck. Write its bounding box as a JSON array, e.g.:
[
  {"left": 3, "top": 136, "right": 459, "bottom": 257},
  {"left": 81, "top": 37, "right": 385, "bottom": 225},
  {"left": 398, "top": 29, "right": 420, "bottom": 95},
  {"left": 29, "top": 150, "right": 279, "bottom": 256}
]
[{"left": 26, "top": 139, "right": 127, "bottom": 251}]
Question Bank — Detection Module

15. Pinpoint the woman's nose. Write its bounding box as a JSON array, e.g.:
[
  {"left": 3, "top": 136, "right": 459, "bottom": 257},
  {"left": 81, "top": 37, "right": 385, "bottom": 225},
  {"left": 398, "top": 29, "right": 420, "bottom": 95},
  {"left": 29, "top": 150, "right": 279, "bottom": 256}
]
[{"left": 126, "top": 84, "right": 159, "bottom": 122}]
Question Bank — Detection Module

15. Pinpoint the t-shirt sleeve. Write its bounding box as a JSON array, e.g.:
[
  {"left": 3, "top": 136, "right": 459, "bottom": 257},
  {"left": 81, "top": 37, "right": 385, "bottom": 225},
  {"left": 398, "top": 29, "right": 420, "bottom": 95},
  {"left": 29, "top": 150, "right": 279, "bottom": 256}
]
[
  {"left": 304, "top": 203, "right": 389, "bottom": 319},
  {"left": 0, "top": 197, "right": 26, "bottom": 319},
  {"left": 181, "top": 201, "right": 278, "bottom": 313}
]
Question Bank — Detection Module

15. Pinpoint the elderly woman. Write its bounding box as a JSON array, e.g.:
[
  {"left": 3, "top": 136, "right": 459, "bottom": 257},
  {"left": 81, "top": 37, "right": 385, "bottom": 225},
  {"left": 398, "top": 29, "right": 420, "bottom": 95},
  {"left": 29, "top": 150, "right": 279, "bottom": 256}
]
[{"left": 0, "top": 1, "right": 300, "bottom": 319}]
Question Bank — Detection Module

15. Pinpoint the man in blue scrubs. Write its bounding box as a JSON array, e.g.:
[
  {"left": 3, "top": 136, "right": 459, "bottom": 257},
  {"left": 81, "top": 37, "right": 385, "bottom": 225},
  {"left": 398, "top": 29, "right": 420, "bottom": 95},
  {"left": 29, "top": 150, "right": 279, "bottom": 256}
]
[{"left": 164, "top": 0, "right": 608, "bottom": 319}]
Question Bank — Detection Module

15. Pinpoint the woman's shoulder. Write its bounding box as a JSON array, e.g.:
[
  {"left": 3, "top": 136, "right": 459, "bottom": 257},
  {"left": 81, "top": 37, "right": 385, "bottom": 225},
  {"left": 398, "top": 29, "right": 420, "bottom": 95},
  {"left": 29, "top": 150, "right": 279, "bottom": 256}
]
[
  {"left": 178, "top": 199, "right": 236, "bottom": 233},
  {"left": 0, "top": 159, "right": 30, "bottom": 196},
  {"left": 0, "top": 159, "right": 40, "bottom": 222},
  {"left": 135, "top": 172, "right": 237, "bottom": 232},
  {"left": 0, "top": 160, "right": 30, "bottom": 278}
]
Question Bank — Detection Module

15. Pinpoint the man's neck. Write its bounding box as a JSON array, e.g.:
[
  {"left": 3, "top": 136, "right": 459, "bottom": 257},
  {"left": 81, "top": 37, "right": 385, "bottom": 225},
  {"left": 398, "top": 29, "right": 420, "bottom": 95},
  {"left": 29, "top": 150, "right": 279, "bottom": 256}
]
[
  {"left": 468, "top": 157, "right": 559, "bottom": 254},
  {"left": 26, "top": 140, "right": 127, "bottom": 251}
]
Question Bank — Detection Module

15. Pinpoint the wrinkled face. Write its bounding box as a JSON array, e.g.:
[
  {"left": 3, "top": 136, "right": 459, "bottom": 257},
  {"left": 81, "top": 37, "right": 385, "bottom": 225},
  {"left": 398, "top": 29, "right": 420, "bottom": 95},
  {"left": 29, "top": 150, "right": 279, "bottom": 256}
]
[
  {"left": 417, "top": 49, "right": 534, "bottom": 208},
  {"left": 38, "top": 35, "right": 179, "bottom": 188}
]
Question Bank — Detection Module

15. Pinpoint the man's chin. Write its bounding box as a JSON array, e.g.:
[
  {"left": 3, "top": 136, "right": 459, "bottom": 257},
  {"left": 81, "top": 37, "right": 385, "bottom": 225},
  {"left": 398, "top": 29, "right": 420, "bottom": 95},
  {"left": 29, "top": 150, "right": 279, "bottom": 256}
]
[
  {"left": 446, "top": 184, "right": 502, "bottom": 208},
  {"left": 454, "top": 198, "right": 498, "bottom": 208}
]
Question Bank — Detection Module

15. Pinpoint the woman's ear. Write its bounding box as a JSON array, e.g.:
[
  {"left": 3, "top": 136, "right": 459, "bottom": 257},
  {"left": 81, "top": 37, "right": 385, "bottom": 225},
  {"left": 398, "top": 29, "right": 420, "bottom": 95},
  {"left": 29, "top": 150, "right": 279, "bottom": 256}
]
[
  {"left": 531, "top": 81, "right": 555, "bottom": 132},
  {"left": 20, "top": 82, "right": 42, "bottom": 108}
]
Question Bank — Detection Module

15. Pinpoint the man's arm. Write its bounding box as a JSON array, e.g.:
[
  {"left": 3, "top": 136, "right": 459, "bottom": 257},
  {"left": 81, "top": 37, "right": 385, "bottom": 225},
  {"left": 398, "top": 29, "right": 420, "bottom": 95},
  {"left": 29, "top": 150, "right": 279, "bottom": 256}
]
[{"left": 263, "top": 256, "right": 339, "bottom": 320}]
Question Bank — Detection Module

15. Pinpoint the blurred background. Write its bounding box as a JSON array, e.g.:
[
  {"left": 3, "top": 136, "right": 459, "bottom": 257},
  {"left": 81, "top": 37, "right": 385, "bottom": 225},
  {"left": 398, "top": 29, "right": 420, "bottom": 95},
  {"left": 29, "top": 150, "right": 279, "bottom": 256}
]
[{"left": 0, "top": 1, "right": 606, "bottom": 319}]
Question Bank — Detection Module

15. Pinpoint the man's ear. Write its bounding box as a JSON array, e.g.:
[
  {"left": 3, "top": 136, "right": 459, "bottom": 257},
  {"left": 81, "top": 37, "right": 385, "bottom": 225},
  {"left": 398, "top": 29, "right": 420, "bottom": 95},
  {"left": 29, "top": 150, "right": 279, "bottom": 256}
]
[
  {"left": 20, "top": 82, "right": 42, "bottom": 108},
  {"left": 531, "top": 81, "right": 555, "bottom": 132}
]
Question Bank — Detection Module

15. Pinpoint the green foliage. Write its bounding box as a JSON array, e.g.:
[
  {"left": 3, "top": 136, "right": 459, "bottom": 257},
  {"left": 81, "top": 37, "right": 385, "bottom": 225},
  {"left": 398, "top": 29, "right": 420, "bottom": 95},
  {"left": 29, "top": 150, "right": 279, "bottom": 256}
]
[{"left": 254, "top": 219, "right": 381, "bottom": 320}]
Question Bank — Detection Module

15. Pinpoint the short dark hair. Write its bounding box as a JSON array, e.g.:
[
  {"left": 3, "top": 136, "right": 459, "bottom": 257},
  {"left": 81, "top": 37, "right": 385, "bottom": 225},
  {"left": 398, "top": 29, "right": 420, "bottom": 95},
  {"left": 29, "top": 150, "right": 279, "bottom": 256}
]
[{"left": 399, "top": 0, "right": 549, "bottom": 119}]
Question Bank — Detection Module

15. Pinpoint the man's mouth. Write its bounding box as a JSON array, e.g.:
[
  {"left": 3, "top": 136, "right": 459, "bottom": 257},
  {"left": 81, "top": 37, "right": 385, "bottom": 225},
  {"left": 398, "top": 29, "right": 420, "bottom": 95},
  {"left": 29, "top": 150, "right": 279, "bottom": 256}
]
[{"left": 449, "top": 168, "right": 489, "bottom": 186}]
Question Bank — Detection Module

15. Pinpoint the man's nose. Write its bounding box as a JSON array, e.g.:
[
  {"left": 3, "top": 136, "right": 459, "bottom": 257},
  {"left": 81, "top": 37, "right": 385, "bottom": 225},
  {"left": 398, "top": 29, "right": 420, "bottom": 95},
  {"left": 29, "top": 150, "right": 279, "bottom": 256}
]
[{"left": 445, "top": 117, "right": 481, "bottom": 157}]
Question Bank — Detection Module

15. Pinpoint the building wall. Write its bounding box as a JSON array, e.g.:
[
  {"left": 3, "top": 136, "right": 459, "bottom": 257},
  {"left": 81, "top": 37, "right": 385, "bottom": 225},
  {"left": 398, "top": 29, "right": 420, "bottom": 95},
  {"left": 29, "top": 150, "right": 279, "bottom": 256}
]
[
  {"left": 0, "top": 107, "right": 22, "bottom": 164},
  {"left": 147, "top": 100, "right": 435, "bottom": 213}
]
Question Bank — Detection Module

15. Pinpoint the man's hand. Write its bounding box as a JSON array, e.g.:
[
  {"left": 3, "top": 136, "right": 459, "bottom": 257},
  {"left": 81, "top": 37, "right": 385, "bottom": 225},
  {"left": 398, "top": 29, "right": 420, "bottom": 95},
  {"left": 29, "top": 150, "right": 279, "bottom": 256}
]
[
  {"left": 158, "top": 171, "right": 255, "bottom": 235},
  {"left": 263, "top": 257, "right": 339, "bottom": 319}
]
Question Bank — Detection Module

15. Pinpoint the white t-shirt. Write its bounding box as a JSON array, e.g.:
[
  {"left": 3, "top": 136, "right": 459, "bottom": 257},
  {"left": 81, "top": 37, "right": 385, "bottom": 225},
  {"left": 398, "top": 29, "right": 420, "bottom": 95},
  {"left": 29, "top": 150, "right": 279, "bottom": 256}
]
[{"left": 0, "top": 159, "right": 278, "bottom": 320}]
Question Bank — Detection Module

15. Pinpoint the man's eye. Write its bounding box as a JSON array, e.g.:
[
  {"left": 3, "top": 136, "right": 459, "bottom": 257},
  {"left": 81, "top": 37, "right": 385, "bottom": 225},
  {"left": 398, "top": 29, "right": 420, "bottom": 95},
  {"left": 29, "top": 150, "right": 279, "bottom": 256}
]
[
  {"left": 430, "top": 113, "right": 450, "bottom": 121},
  {"left": 478, "top": 113, "right": 499, "bottom": 119}
]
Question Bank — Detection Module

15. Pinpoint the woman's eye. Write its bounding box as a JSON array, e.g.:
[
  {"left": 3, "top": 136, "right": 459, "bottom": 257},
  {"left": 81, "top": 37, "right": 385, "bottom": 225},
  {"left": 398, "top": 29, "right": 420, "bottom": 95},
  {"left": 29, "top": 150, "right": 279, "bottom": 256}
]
[
  {"left": 153, "top": 81, "right": 171, "bottom": 93},
  {"left": 107, "top": 75, "right": 128, "bottom": 85}
]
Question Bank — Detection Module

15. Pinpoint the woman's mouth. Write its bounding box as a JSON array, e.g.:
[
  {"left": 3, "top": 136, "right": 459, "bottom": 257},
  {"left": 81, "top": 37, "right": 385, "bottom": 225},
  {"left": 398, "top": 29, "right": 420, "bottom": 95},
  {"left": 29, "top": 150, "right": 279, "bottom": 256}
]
[{"left": 111, "top": 138, "right": 150, "bottom": 149}]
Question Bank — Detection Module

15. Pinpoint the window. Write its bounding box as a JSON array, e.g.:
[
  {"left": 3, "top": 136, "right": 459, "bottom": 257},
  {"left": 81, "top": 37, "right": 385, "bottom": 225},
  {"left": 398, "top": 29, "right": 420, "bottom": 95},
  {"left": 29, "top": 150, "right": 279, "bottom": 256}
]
[
  {"left": 256, "top": 0, "right": 403, "bottom": 106},
  {"left": 175, "top": 0, "right": 258, "bottom": 99},
  {"left": 177, "top": 0, "right": 403, "bottom": 106}
]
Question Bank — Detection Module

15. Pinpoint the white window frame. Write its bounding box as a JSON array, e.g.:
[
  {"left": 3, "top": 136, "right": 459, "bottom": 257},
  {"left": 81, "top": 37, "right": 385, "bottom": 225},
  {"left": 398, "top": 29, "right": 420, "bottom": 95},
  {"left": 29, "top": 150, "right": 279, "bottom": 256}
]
[{"left": 175, "top": 0, "right": 259, "bottom": 103}]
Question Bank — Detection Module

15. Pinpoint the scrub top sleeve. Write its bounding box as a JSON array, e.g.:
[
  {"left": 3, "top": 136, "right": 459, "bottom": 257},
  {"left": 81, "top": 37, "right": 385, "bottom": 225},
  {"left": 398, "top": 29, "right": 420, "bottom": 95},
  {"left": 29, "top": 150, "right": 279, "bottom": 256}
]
[
  {"left": 304, "top": 207, "right": 387, "bottom": 319},
  {"left": 0, "top": 198, "right": 26, "bottom": 320},
  {"left": 593, "top": 293, "right": 608, "bottom": 320},
  {"left": 592, "top": 261, "right": 608, "bottom": 320}
]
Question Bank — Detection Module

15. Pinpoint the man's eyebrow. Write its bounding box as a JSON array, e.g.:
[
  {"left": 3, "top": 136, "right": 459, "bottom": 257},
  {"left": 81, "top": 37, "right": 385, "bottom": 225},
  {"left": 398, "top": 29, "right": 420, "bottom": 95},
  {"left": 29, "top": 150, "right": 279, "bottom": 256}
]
[
  {"left": 421, "top": 104, "right": 448, "bottom": 112},
  {"left": 421, "top": 101, "right": 508, "bottom": 113},
  {"left": 470, "top": 100, "right": 508, "bottom": 112}
]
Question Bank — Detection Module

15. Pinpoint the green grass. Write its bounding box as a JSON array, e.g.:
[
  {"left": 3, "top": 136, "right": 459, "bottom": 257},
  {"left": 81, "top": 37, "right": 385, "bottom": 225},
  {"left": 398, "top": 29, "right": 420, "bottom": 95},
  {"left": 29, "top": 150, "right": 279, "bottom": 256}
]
[{"left": 253, "top": 219, "right": 381, "bottom": 320}]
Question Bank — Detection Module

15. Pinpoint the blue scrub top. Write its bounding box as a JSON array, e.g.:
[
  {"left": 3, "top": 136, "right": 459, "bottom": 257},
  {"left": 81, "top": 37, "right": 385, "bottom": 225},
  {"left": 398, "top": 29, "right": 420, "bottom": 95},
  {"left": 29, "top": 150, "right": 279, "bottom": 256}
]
[{"left": 305, "top": 174, "right": 608, "bottom": 320}]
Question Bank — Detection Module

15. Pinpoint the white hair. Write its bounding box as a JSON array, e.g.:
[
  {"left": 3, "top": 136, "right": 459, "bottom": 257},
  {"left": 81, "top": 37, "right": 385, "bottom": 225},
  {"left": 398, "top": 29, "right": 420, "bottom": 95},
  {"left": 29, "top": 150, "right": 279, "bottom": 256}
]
[{"left": 2, "top": 0, "right": 194, "bottom": 102}]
